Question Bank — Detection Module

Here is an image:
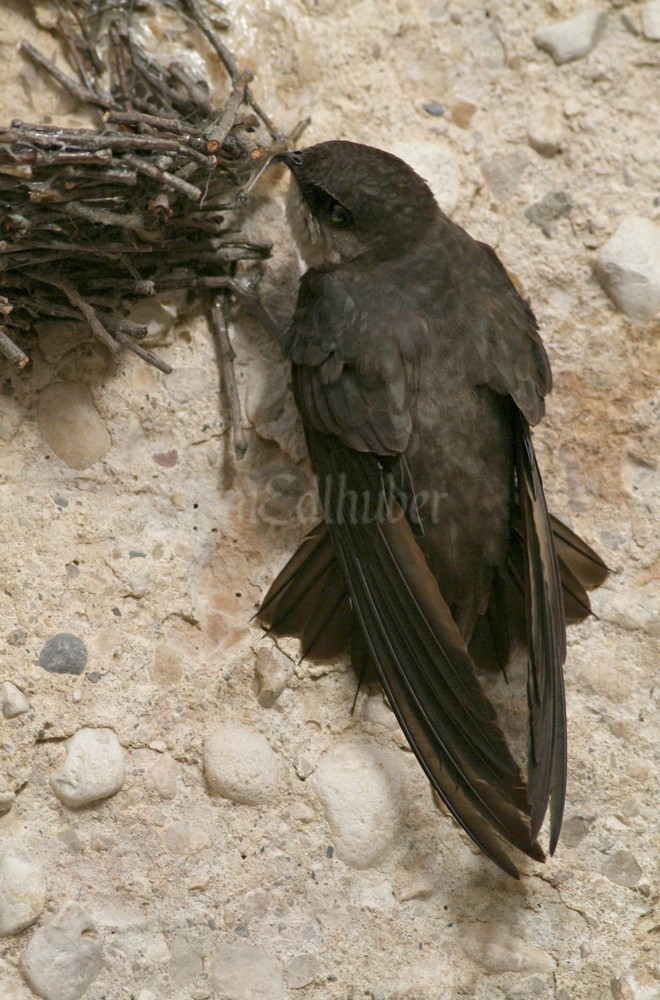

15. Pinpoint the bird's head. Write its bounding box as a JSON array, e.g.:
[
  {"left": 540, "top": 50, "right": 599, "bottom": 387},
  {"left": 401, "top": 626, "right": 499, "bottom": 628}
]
[{"left": 277, "top": 140, "right": 439, "bottom": 269}]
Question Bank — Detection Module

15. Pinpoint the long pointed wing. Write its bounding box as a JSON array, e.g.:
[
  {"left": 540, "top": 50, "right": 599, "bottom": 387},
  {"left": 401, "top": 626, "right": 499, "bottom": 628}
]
[
  {"left": 303, "top": 422, "right": 543, "bottom": 877},
  {"left": 514, "top": 414, "right": 567, "bottom": 851}
]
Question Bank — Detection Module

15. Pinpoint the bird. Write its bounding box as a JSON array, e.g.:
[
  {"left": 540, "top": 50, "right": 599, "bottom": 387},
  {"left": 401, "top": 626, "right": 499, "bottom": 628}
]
[{"left": 256, "top": 140, "right": 608, "bottom": 878}]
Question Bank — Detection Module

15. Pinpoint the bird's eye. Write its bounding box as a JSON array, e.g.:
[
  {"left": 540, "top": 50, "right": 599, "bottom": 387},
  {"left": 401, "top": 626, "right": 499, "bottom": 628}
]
[
  {"left": 299, "top": 181, "right": 353, "bottom": 229},
  {"left": 326, "top": 201, "right": 352, "bottom": 228}
]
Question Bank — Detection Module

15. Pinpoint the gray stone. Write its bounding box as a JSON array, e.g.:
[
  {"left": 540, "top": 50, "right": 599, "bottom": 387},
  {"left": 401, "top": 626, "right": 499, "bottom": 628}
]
[
  {"left": 601, "top": 849, "right": 643, "bottom": 888},
  {"left": 480, "top": 152, "right": 528, "bottom": 201},
  {"left": 1, "top": 682, "right": 30, "bottom": 718},
  {"left": 204, "top": 724, "right": 277, "bottom": 805},
  {"left": 311, "top": 743, "right": 404, "bottom": 868},
  {"left": 463, "top": 922, "right": 555, "bottom": 974},
  {"left": 38, "top": 633, "right": 88, "bottom": 675},
  {"left": 534, "top": 9, "right": 607, "bottom": 64},
  {"left": 19, "top": 903, "right": 102, "bottom": 1000},
  {"left": 38, "top": 382, "right": 111, "bottom": 470},
  {"left": 597, "top": 216, "right": 660, "bottom": 320},
  {"left": 286, "top": 953, "right": 320, "bottom": 989},
  {"left": 525, "top": 190, "right": 573, "bottom": 238},
  {"left": 0, "top": 847, "right": 46, "bottom": 936},
  {"left": 423, "top": 101, "right": 445, "bottom": 117},
  {"left": 207, "top": 943, "right": 284, "bottom": 1000},
  {"left": 641, "top": 1, "right": 660, "bottom": 40},
  {"left": 50, "top": 728, "right": 125, "bottom": 808}
]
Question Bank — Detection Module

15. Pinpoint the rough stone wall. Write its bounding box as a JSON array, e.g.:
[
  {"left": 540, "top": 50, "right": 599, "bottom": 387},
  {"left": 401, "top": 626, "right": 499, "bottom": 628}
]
[{"left": 1, "top": 2, "right": 658, "bottom": 999}]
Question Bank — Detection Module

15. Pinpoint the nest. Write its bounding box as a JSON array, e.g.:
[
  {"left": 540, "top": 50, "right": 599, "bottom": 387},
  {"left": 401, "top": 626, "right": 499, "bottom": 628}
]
[{"left": 0, "top": 0, "right": 290, "bottom": 456}]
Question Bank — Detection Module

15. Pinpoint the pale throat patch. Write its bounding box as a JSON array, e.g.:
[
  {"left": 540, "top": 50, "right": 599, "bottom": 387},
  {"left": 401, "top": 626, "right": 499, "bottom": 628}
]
[{"left": 285, "top": 177, "right": 366, "bottom": 269}]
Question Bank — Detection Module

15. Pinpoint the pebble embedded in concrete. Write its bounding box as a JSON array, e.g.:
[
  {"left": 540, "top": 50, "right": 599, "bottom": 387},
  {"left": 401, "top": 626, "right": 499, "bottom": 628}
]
[
  {"left": 311, "top": 743, "right": 404, "bottom": 868},
  {"left": 203, "top": 724, "right": 277, "bottom": 805},
  {"left": 286, "top": 953, "right": 320, "bottom": 989},
  {"left": 38, "top": 381, "right": 112, "bottom": 470},
  {"left": 527, "top": 106, "right": 563, "bottom": 157},
  {"left": 597, "top": 216, "right": 660, "bottom": 320},
  {"left": 207, "top": 943, "right": 284, "bottom": 1000},
  {"left": 1, "top": 682, "right": 30, "bottom": 718},
  {"left": 525, "top": 190, "right": 573, "bottom": 238},
  {"left": 0, "top": 789, "right": 16, "bottom": 815},
  {"left": 50, "top": 728, "right": 125, "bottom": 808},
  {"left": 254, "top": 646, "right": 293, "bottom": 708},
  {"left": 462, "top": 922, "right": 555, "bottom": 974},
  {"left": 0, "top": 848, "right": 46, "bottom": 937},
  {"left": 480, "top": 152, "right": 528, "bottom": 201},
  {"left": 19, "top": 903, "right": 102, "bottom": 1000},
  {"left": 147, "top": 752, "right": 179, "bottom": 800},
  {"left": 534, "top": 9, "right": 607, "bottom": 64},
  {"left": 601, "top": 849, "right": 643, "bottom": 888},
  {"left": 641, "top": 1, "right": 660, "bottom": 40},
  {"left": 38, "top": 633, "right": 88, "bottom": 675}
]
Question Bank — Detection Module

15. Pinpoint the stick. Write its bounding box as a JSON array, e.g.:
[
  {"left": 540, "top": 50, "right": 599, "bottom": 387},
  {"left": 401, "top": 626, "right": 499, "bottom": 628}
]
[
  {"left": 210, "top": 294, "right": 248, "bottom": 459},
  {"left": 0, "top": 328, "right": 29, "bottom": 367}
]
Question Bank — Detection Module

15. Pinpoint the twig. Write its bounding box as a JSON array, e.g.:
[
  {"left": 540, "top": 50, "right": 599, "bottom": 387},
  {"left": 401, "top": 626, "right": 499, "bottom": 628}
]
[
  {"left": 122, "top": 154, "right": 201, "bottom": 201},
  {"left": 206, "top": 71, "right": 251, "bottom": 152},
  {"left": 0, "top": 328, "right": 29, "bottom": 367},
  {"left": 112, "top": 329, "right": 173, "bottom": 373},
  {"left": 20, "top": 41, "right": 114, "bottom": 109},
  {"left": 210, "top": 294, "right": 247, "bottom": 459},
  {"left": 183, "top": 0, "right": 281, "bottom": 139},
  {"left": 110, "top": 23, "right": 133, "bottom": 113},
  {"left": 29, "top": 271, "right": 120, "bottom": 358}
]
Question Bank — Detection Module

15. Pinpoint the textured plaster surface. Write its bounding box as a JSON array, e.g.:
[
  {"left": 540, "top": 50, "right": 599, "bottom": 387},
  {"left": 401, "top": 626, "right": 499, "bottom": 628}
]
[{"left": 0, "top": 1, "right": 658, "bottom": 999}]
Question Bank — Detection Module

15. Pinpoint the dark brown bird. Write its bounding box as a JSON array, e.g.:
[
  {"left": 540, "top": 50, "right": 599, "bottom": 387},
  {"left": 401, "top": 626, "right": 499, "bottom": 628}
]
[{"left": 257, "top": 140, "right": 607, "bottom": 878}]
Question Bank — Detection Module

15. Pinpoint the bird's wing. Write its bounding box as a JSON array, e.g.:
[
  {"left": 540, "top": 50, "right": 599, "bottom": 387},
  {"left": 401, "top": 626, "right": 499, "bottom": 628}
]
[
  {"left": 285, "top": 268, "right": 415, "bottom": 455},
  {"left": 475, "top": 241, "right": 552, "bottom": 427},
  {"left": 474, "top": 244, "right": 569, "bottom": 850},
  {"left": 287, "top": 267, "right": 542, "bottom": 876},
  {"left": 512, "top": 414, "right": 567, "bottom": 851}
]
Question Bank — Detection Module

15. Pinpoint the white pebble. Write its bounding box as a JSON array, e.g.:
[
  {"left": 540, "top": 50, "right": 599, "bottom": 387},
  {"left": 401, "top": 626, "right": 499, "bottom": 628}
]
[
  {"left": 311, "top": 743, "right": 404, "bottom": 868},
  {"left": 1, "top": 682, "right": 30, "bottom": 719},
  {"left": 204, "top": 724, "right": 277, "bottom": 805},
  {"left": 462, "top": 922, "right": 555, "bottom": 973},
  {"left": 563, "top": 97, "right": 582, "bottom": 117},
  {"left": 207, "top": 943, "right": 284, "bottom": 1000},
  {"left": 148, "top": 752, "right": 179, "bottom": 800},
  {"left": 641, "top": 1, "right": 660, "bottom": 40},
  {"left": 534, "top": 9, "right": 607, "bottom": 64},
  {"left": 527, "top": 106, "right": 563, "bottom": 157},
  {"left": 597, "top": 216, "right": 660, "bottom": 320},
  {"left": 163, "top": 818, "right": 211, "bottom": 855},
  {"left": 50, "top": 728, "right": 125, "bottom": 808},
  {"left": 0, "top": 848, "right": 46, "bottom": 936},
  {"left": 19, "top": 903, "right": 102, "bottom": 1000}
]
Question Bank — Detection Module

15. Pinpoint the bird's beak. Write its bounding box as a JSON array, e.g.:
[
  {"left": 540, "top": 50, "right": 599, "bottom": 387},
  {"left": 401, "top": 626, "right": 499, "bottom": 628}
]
[{"left": 274, "top": 151, "right": 304, "bottom": 174}]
